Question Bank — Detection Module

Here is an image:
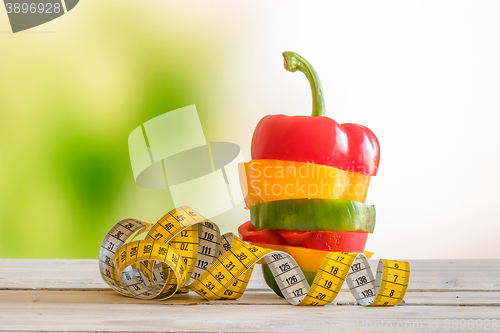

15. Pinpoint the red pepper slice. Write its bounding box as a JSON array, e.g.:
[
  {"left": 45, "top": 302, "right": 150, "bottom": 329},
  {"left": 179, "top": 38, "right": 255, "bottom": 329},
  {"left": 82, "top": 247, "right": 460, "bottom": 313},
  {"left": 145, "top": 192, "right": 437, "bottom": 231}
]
[
  {"left": 238, "top": 221, "right": 367, "bottom": 252},
  {"left": 237, "top": 220, "right": 287, "bottom": 245},
  {"left": 251, "top": 52, "right": 380, "bottom": 176},
  {"left": 275, "top": 229, "right": 367, "bottom": 252}
]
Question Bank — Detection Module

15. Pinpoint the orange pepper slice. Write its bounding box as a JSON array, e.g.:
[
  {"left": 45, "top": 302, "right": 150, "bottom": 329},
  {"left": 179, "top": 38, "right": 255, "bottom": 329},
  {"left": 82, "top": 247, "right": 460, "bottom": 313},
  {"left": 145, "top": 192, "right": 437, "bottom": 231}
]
[
  {"left": 250, "top": 242, "right": 374, "bottom": 272},
  {"left": 239, "top": 160, "right": 371, "bottom": 207}
]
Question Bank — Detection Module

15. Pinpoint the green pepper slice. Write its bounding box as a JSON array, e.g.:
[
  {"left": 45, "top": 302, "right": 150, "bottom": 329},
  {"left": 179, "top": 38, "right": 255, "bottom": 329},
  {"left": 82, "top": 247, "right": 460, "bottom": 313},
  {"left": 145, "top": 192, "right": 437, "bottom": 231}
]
[{"left": 250, "top": 198, "right": 376, "bottom": 233}]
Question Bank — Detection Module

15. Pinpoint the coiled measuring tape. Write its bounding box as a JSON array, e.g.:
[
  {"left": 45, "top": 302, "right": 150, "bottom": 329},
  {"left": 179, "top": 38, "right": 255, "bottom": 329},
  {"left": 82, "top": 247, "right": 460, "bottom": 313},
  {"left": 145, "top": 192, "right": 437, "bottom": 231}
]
[{"left": 99, "top": 206, "right": 409, "bottom": 306}]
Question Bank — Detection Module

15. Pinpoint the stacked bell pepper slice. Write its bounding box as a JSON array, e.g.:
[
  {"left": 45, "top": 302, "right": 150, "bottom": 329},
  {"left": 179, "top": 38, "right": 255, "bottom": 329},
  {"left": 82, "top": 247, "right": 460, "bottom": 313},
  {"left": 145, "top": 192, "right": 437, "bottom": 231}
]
[
  {"left": 237, "top": 51, "right": 381, "bottom": 296},
  {"left": 239, "top": 160, "right": 371, "bottom": 205}
]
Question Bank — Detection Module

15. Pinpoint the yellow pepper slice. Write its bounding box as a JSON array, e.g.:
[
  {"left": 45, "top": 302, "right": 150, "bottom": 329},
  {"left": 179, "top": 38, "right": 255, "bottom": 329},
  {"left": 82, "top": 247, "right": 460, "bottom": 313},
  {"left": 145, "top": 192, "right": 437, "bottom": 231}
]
[
  {"left": 250, "top": 242, "right": 373, "bottom": 272},
  {"left": 239, "top": 160, "right": 371, "bottom": 207}
]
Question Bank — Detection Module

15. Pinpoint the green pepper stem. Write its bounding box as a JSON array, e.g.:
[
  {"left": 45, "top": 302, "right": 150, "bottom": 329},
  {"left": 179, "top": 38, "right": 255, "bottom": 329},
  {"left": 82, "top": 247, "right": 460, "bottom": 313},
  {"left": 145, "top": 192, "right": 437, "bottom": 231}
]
[{"left": 283, "top": 51, "right": 326, "bottom": 117}]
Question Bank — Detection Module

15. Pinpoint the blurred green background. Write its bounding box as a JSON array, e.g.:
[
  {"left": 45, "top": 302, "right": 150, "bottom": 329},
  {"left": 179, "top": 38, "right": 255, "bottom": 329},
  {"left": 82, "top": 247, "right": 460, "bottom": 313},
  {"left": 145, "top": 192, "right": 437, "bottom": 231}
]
[
  {"left": 3, "top": 1, "right": 500, "bottom": 259},
  {"left": 0, "top": 1, "right": 251, "bottom": 258}
]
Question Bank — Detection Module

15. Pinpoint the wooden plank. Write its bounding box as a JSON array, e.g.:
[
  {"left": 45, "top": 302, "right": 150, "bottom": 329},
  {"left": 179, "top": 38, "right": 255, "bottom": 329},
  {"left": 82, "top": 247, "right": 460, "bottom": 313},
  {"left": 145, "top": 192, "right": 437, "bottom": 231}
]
[
  {"left": 1, "top": 289, "right": 500, "bottom": 307},
  {"left": 407, "top": 259, "right": 500, "bottom": 291},
  {"left": 0, "top": 259, "right": 106, "bottom": 290},
  {"left": 0, "top": 296, "right": 499, "bottom": 333},
  {"left": 1, "top": 258, "right": 499, "bottom": 332},
  {"left": 1, "top": 259, "right": 499, "bottom": 291}
]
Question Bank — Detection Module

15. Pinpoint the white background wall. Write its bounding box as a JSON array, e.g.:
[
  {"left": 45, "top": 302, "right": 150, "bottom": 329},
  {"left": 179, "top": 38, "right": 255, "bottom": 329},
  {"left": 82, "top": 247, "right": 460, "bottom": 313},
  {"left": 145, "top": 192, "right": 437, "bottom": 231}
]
[{"left": 210, "top": 1, "right": 500, "bottom": 259}]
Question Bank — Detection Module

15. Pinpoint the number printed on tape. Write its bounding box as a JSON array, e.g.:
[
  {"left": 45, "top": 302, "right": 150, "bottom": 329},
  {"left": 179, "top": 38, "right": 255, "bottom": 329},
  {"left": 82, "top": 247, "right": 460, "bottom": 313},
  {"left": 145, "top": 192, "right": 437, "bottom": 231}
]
[{"left": 99, "top": 206, "right": 410, "bottom": 305}]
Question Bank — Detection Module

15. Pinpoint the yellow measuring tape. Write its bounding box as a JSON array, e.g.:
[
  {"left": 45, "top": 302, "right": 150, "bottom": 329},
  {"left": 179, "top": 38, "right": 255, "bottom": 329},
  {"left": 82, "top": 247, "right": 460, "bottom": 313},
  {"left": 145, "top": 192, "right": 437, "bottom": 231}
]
[{"left": 99, "top": 206, "right": 409, "bottom": 306}]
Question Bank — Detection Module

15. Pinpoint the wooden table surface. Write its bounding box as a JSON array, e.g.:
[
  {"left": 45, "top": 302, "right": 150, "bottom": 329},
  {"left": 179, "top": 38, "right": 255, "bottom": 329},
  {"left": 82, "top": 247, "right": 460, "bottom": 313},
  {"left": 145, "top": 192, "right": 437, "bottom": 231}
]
[{"left": 0, "top": 259, "right": 499, "bottom": 332}]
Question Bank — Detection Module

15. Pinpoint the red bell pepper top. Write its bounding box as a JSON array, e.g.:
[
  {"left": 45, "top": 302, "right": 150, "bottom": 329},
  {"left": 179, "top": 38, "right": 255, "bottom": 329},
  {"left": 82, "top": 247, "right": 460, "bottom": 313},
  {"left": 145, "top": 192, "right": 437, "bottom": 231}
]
[
  {"left": 251, "top": 52, "right": 380, "bottom": 176},
  {"left": 251, "top": 115, "right": 380, "bottom": 176}
]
